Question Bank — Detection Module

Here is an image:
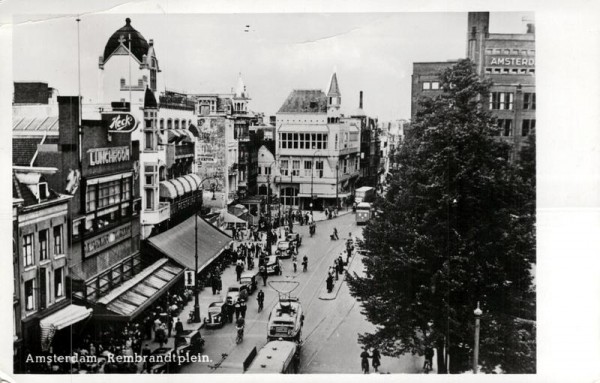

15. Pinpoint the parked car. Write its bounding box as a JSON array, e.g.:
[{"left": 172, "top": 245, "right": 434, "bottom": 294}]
[
  {"left": 225, "top": 284, "right": 250, "bottom": 304},
  {"left": 149, "top": 347, "right": 176, "bottom": 373},
  {"left": 276, "top": 240, "right": 293, "bottom": 258},
  {"left": 286, "top": 232, "right": 302, "bottom": 247},
  {"left": 240, "top": 270, "right": 258, "bottom": 294},
  {"left": 266, "top": 255, "right": 280, "bottom": 275},
  {"left": 205, "top": 301, "right": 225, "bottom": 328},
  {"left": 174, "top": 326, "right": 205, "bottom": 364}
]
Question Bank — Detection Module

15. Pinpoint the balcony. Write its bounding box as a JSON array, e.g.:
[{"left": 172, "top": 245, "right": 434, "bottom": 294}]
[{"left": 142, "top": 202, "right": 170, "bottom": 225}]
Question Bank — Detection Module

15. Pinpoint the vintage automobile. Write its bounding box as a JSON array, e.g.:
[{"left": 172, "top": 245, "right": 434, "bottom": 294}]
[
  {"left": 149, "top": 347, "right": 176, "bottom": 374},
  {"left": 174, "top": 326, "right": 205, "bottom": 365},
  {"left": 286, "top": 232, "right": 302, "bottom": 247},
  {"left": 267, "top": 297, "right": 304, "bottom": 342},
  {"left": 275, "top": 240, "right": 293, "bottom": 258},
  {"left": 225, "top": 284, "right": 250, "bottom": 304},
  {"left": 240, "top": 270, "right": 258, "bottom": 294},
  {"left": 266, "top": 255, "right": 280, "bottom": 275},
  {"left": 205, "top": 301, "right": 225, "bottom": 328}
]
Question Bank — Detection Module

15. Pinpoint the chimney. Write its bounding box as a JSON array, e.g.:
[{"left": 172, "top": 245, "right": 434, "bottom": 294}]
[
  {"left": 359, "top": 91, "right": 363, "bottom": 109},
  {"left": 58, "top": 96, "right": 81, "bottom": 147},
  {"left": 526, "top": 23, "right": 535, "bottom": 34}
]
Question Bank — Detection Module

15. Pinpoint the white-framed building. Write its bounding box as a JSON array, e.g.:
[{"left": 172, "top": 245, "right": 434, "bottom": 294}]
[{"left": 275, "top": 73, "right": 361, "bottom": 211}]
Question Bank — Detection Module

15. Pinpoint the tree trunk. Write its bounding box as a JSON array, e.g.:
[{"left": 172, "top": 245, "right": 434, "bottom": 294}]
[{"left": 436, "top": 346, "right": 447, "bottom": 374}]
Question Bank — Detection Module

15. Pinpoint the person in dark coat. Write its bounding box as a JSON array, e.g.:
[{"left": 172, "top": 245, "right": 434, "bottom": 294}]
[
  {"left": 240, "top": 299, "right": 247, "bottom": 318},
  {"left": 175, "top": 318, "right": 184, "bottom": 339},
  {"left": 223, "top": 300, "right": 233, "bottom": 324},
  {"left": 217, "top": 276, "right": 223, "bottom": 294},
  {"left": 211, "top": 275, "right": 218, "bottom": 295},
  {"left": 260, "top": 265, "right": 268, "bottom": 286},
  {"left": 372, "top": 348, "right": 381, "bottom": 372},
  {"left": 141, "top": 344, "right": 151, "bottom": 372},
  {"left": 360, "top": 349, "right": 371, "bottom": 373},
  {"left": 326, "top": 274, "right": 334, "bottom": 293},
  {"left": 235, "top": 263, "right": 243, "bottom": 282},
  {"left": 167, "top": 313, "right": 173, "bottom": 337}
]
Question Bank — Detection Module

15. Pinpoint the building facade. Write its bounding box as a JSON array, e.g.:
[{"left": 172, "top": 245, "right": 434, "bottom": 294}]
[
  {"left": 275, "top": 73, "right": 361, "bottom": 211},
  {"left": 410, "top": 12, "right": 535, "bottom": 161}
]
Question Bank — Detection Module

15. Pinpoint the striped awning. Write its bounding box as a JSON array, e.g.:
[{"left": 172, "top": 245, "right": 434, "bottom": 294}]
[
  {"left": 171, "top": 178, "right": 186, "bottom": 195},
  {"left": 159, "top": 181, "right": 178, "bottom": 199},
  {"left": 182, "top": 174, "right": 200, "bottom": 190},
  {"left": 167, "top": 129, "right": 184, "bottom": 143},
  {"left": 40, "top": 304, "right": 92, "bottom": 351},
  {"left": 180, "top": 130, "right": 195, "bottom": 143}
]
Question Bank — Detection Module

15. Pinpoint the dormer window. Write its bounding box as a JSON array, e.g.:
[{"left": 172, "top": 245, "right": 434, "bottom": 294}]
[{"left": 38, "top": 183, "right": 49, "bottom": 200}]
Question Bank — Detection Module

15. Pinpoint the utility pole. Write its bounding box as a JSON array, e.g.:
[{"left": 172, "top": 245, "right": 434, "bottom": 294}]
[
  {"left": 193, "top": 212, "right": 200, "bottom": 322},
  {"left": 266, "top": 173, "right": 272, "bottom": 254},
  {"left": 335, "top": 163, "right": 339, "bottom": 209}
]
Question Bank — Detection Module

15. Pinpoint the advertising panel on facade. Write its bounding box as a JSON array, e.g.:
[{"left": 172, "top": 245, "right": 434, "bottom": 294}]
[{"left": 101, "top": 112, "right": 139, "bottom": 133}]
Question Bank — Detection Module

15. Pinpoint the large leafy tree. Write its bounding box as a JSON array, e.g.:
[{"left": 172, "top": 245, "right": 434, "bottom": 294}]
[{"left": 347, "top": 59, "right": 536, "bottom": 373}]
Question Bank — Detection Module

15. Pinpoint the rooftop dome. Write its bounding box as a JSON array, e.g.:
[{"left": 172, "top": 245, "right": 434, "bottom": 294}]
[{"left": 103, "top": 18, "right": 149, "bottom": 63}]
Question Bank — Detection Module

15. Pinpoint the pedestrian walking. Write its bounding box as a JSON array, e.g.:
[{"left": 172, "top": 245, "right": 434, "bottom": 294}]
[
  {"left": 167, "top": 314, "right": 173, "bottom": 337},
  {"left": 372, "top": 348, "right": 381, "bottom": 372},
  {"left": 277, "top": 258, "right": 283, "bottom": 275},
  {"left": 175, "top": 318, "right": 184, "bottom": 339},
  {"left": 257, "top": 290, "right": 265, "bottom": 312},
  {"left": 142, "top": 344, "right": 151, "bottom": 372},
  {"left": 302, "top": 255, "right": 308, "bottom": 272},
  {"left": 326, "top": 274, "right": 334, "bottom": 293},
  {"left": 424, "top": 346, "right": 434, "bottom": 372},
  {"left": 217, "top": 275, "right": 223, "bottom": 294},
  {"left": 211, "top": 275, "right": 218, "bottom": 295},
  {"left": 153, "top": 317, "right": 162, "bottom": 341},
  {"left": 293, "top": 258, "right": 298, "bottom": 273},
  {"left": 360, "top": 349, "right": 371, "bottom": 374},
  {"left": 234, "top": 300, "right": 241, "bottom": 320},
  {"left": 240, "top": 299, "right": 247, "bottom": 318},
  {"left": 260, "top": 265, "right": 268, "bottom": 286},
  {"left": 236, "top": 263, "right": 243, "bottom": 282}
]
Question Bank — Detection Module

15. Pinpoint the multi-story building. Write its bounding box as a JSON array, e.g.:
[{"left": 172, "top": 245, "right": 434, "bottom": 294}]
[
  {"left": 193, "top": 74, "right": 259, "bottom": 203},
  {"left": 411, "top": 12, "right": 535, "bottom": 161},
  {"left": 348, "top": 91, "right": 381, "bottom": 189},
  {"left": 12, "top": 165, "right": 91, "bottom": 369},
  {"left": 275, "top": 73, "right": 361, "bottom": 211},
  {"left": 96, "top": 18, "right": 201, "bottom": 238}
]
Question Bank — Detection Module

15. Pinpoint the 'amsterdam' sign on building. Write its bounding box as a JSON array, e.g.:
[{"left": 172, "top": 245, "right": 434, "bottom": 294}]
[
  {"left": 88, "top": 146, "right": 130, "bottom": 166},
  {"left": 84, "top": 223, "right": 132, "bottom": 257},
  {"left": 486, "top": 56, "right": 535, "bottom": 67},
  {"left": 102, "top": 113, "right": 138, "bottom": 133}
]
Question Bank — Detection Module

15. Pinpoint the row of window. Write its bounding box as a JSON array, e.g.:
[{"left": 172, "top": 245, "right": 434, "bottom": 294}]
[
  {"left": 422, "top": 81, "right": 440, "bottom": 91},
  {"left": 496, "top": 119, "right": 536, "bottom": 137},
  {"left": 279, "top": 133, "right": 329, "bottom": 150},
  {"left": 280, "top": 159, "right": 324, "bottom": 178},
  {"left": 158, "top": 118, "right": 194, "bottom": 130},
  {"left": 24, "top": 267, "right": 65, "bottom": 312},
  {"left": 22, "top": 226, "right": 64, "bottom": 267},
  {"left": 485, "top": 48, "right": 535, "bottom": 56},
  {"left": 485, "top": 67, "right": 535, "bottom": 75},
  {"left": 86, "top": 178, "right": 133, "bottom": 213},
  {"left": 489, "top": 92, "right": 536, "bottom": 111}
]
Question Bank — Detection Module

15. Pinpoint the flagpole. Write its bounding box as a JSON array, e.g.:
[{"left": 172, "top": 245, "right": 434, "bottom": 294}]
[{"left": 128, "top": 33, "right": 132, "bottom": 111}]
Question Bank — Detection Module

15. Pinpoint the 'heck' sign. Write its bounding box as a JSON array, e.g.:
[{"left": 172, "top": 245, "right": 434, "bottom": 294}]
[{"left": 102, "top": 113, "right": 138, "bottom": 133}]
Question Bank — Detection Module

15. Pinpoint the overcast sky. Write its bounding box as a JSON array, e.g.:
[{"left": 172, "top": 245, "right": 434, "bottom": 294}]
[{"left": 13, "top": 12, "right": 532, "bottom": 121}]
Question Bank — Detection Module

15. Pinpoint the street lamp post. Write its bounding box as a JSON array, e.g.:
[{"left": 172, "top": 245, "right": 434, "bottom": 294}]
[
  {"left": 473, "top": 302, "right": 482, "bottom": 374},
  {"left": 266, "top": 173, "right": 272, "bottom": 255},
  {"left": 193, "top": 211, "right": 200, "bottom": 322}
]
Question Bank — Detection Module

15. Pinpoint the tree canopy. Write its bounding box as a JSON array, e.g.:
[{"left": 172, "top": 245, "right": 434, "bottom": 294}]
[{"left": 347, "top": 59, "right": 536, "bottom": 373}]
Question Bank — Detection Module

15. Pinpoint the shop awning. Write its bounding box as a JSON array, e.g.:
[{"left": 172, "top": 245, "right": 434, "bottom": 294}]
[
  {"left": 178, "top": 176, "right": 194, "bottom": 193},
  {"left": 160, "top": 180, "right": 178, "bottom": 199},
  {"left": 94, "top": 258, "right": 183, "bottom": 322},
  {"left": 171, "top": 178, "right": 186, "bottom": 195},
  {"left": 188, "top": 174, "right": 202, "bottom": 188},
  {"left": 40, "top": 304, "right": 92, "bottom": 351},
  {"left": 220, "top": 209, "right": 247, "bottom": 224},
  {"left": 182, "top": 174, "right": 199, "bottom": 190},
  {"left": 167, "top": 129, "right": 184, "bottom": 143},
  {"left": 147, "top": 215, "right": 233, "bottom": 273},
  {"left": 180, "top": 130, "right": 195, "bottom": 143}
]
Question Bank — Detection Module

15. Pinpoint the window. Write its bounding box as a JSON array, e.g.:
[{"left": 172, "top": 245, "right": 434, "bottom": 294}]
[
  {"left": 512, "top": 49, "right": 519, "bottom": 55},
  {"left": 53, "top": 225, "right": 63, "bottom": 255},
  {"left": 145, "top": 131, "right": 155, "bottom": 150},
  {"left": 521, "top": 49, "right": 528, "bottom": 55},
  {"left": 145, "top": 189, "right": 154, "bottom": 210},
  {"left": 315, "top": 161, "right": 324, "bottom": 178},
  {"left": 280, "top": 160, "right": 289, "bottom": 176},
  {"left": 25, "top": 279, "right": 35, "bottom": 311},
  {"left": 167, "top": 119, "right": 172, "bottom": 129},
  {"left": 304, "top": 160, "right": 312, "bottom": 176},
  {"left": 511, "top": 69, "right": 519, "bottom": 74},
  {"left": 520, "top": 68, "right": 527, "bottom": 74},
  {"left": 120, "top": 78, "right": 126, "bottom": 87},
  {"left": 39, "top": 229, "right": 48, "bottom": 261},
  {"left": 489, "top": 92, "right": 514, "bottom": 110},
  {"left": 335, "top": 134, "right": 338, "bottom": 149},
  {"left": 529, "top": 69, "right": 535, "bottom": 74},
  {"left": 494, "top": 68, "right": 502, "bottom": 74},
  {"left": 265, "top": 166, "right": 272, "bottom": 175},
  {"left": 23, "top": 234, "right": 34, "bottom": 267},
  {"left": 98, "top": 180, "right": 122, "bottom": 208},
  {"left": 174, "top": 119, "right": 180, "bottom": 129},
  {"left": 485, "top": 68, "right": 492, "bottom": 74},
  {"left": 431, "top": 81, "right": 440, "bottom": 90},
  {"left": 257, "top": 166, "right": 262, "bottom": 175},
  {"left": 503, "top": 68, "right": 510, "bottom": 74},
  {"left": 292, "top": 160, "right": 300, "bottom": 176},
  {"left": 522, "top": 119, "right": 536, "bottom": 136},
  {"left": 54, "top": 267, "right": 64, "bottom": 298},
  {"left": 494, "top": 48, "right": 502, "bottom": 54},
  {"left": 422, "top": 82, "right": 431, "bottom": 90},
  {"left": 159, "top": 119, "right": 164, "bottom": 130},
  {"left": 343, "top": 159, "right": 348, "bottom": 174},
  {"left": 524, "top": 93, "right": 536, "bottom": 110},
  {"left": 498, "top": 119, "right": 513, "bottom": 136},
  {"left": 122, "top": 177, "right": 131, "bottom": 200}
]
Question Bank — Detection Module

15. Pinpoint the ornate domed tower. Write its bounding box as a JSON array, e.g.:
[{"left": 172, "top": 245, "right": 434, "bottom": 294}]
[
  {"left": 232, "top": 72, "right": 250, "bottom": 114},
  {"left": 97, "top": 18, "right": 161, "bottom": 111}
]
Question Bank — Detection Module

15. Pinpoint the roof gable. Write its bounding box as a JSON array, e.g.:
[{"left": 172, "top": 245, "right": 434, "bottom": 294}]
[{"left": 277, "top": 90, "right": 327, "bottom": 114}]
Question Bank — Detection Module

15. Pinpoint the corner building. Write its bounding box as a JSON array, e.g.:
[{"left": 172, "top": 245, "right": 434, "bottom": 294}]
[{"left": 411, "top": 12, "right": 536, "bottom": 161}]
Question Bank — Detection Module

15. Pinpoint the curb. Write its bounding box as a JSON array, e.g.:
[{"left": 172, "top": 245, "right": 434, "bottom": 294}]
[{"left": 318, "top": 248, "right": 360, "bottom": 300}]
